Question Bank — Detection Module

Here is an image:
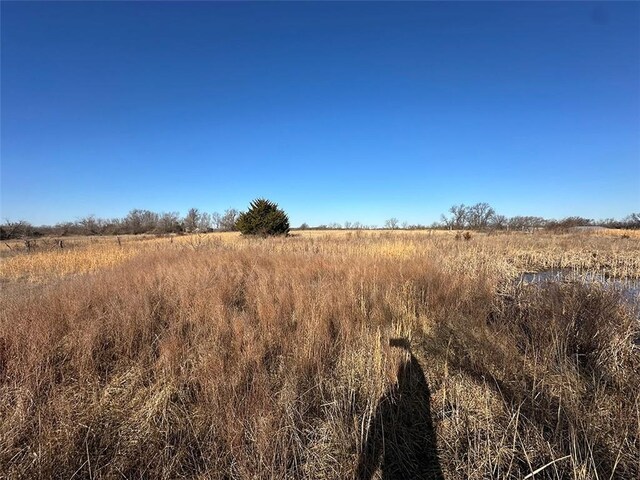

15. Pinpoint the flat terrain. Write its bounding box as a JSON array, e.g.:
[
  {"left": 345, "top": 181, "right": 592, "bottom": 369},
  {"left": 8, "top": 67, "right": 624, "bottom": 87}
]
[{"left": 1, "top": 230, "right": 639, "bottom": 479}]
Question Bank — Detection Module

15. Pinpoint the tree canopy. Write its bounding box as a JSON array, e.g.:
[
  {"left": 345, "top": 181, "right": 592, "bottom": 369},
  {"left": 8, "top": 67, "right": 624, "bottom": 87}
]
[{"left": 235, "top": 199, "right": 290, "bottom": 236}]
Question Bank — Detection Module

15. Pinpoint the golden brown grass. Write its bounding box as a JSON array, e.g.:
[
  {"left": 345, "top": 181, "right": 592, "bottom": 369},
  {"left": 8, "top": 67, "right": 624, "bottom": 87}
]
[
  {"left": 0, "top": 231, "right": 638, "bottom": 479},
  {"left": 3, "top": 229, "right": 639, "bottom": 283}
]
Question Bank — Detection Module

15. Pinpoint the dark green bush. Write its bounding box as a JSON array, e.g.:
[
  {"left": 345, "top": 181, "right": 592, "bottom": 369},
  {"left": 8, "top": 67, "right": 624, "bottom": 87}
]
[{"left": 235, "top": 199, "right": 290, "bottom": 236}]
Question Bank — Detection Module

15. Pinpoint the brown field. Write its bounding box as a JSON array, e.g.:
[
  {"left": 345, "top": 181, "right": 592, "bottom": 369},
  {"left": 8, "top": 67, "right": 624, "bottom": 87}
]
[{"left": 1, "top": 230, "right": 639, "bottom": 479}]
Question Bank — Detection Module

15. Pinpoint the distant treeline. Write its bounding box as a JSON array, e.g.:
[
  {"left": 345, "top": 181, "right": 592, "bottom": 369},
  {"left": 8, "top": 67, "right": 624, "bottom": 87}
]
[
  {"left": 435, "top": 203, "right": 640, "bottom": 232},
  {"left": 0, "top": 208, "right": 240, "bottom": 240},
  {"left": 2, "top": 203, "right": 639, "bottom": 240}
]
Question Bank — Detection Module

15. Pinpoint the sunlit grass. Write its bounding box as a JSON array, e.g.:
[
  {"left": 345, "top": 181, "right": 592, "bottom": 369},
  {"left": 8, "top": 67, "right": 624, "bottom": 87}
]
[
  {"left": 1, "top": 229, "right": 638, "bottom": 478},
  {"left": 2, "top": 230, "right": 639, "bottom": 283}
]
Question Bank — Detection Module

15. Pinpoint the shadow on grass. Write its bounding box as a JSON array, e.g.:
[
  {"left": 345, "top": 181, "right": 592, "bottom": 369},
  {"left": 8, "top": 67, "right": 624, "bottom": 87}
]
[{"left": 356, "top": 339, "right": 444, "bottom": 480}]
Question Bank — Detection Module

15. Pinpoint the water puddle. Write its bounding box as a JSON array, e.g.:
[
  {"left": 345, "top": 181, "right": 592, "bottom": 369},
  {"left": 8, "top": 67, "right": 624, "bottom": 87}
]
[
  {"left": 518, "top": 269, "right": 640, "bottom": 346},
  {"left": 519, "top": 269, "right": 640, "bottom": 304}
]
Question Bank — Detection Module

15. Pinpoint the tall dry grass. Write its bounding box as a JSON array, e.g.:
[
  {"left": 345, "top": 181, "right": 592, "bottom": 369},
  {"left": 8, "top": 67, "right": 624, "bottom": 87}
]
[
  {"left": 3, "top": 230, "right": 640, "bottom": 283},
  {"left": 0, "top": 231, "right": 638, "bottom": 479}
]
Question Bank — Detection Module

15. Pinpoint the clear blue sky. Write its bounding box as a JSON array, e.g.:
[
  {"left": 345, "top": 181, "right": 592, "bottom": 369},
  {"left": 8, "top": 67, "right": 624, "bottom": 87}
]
[{"left": 2, "top": 1, "right": 639, "bottom": 227}]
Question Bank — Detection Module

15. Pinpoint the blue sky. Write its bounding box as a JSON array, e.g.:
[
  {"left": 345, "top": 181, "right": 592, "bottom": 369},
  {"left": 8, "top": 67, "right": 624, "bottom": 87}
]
[{"left": 2, "top": 1, "right": 639, "bottom": 227}]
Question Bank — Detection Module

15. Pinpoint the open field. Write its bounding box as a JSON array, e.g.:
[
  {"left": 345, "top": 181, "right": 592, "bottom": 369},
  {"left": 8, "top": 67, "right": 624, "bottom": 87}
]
[{"left": 1, "top": 230, "right": 639, "bottom": 479}]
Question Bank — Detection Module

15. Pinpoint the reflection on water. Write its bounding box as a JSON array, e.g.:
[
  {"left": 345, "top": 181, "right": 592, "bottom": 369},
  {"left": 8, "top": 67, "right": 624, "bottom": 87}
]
[
  {"left": 518, "top": 269, "right": 640, "bottom": 346},
  {"left": 519, "top": 269, "right": 640, "bottom": 304}
]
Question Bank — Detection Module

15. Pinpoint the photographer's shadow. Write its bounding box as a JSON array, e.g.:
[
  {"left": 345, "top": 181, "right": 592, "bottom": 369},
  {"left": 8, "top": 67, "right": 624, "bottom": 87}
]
[{"left": 356, "top": 339, "right": 444, "bottom": 480}]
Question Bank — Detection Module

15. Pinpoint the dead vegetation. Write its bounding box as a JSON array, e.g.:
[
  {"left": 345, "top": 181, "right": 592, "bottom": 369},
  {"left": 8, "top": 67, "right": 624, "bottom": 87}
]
[{"left": 0, "top": 231, "right": 638, "bottom": 479}]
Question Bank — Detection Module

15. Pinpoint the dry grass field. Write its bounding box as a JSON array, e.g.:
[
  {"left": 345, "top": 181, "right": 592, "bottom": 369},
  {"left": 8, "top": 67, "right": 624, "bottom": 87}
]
[{"left": 1, "top": 230, "right": 639, "bottom": 479}]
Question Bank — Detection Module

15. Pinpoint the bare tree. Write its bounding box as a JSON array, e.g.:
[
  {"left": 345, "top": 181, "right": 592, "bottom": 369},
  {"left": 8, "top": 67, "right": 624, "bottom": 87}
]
[
  {"left": 447, "top": 204, "right": 468, "bottom": 230},
  {"left": 467, "top": 203, "right": 495, "bottom": 230},
  {"left": 184, "top": 208, "right": 200, "bottom": 233},
  {"left": 211, "top": 212, "right": 222, "bottom": 230},
  {"left": 508, "top": 216, "right": 546, "bottom": 232},
  {"left": 385, "top": 218, "right": 399, "bottom": 229},
  {"left": 439, "top": 213, "right": 454, "bottom": 230},
  {"left": 157, "top": 212, "right": 182, "bottom": 233},
  {"left": 78, "top": 215, "right": 102, "bottom": 235},
  {"left": 625, "top": 213, "right": 640, "bottom": 228},
  {"left": 490, "top": 214, "right": 507, "bottom": 231},
  {"left": 219, "top": 208, "right": 240, "bottom": 231},
  {"left": 197, "top": 212, "right": 212, "bottom": 232},
  {"left": 440, "top": 203, "right": 469, "bottom": 230},
  {"left": 0, "top": 220, "right": 33, "bottom": 240},
  {"left": 125, "top": 209, "right": 159, "bottom": 234}
]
